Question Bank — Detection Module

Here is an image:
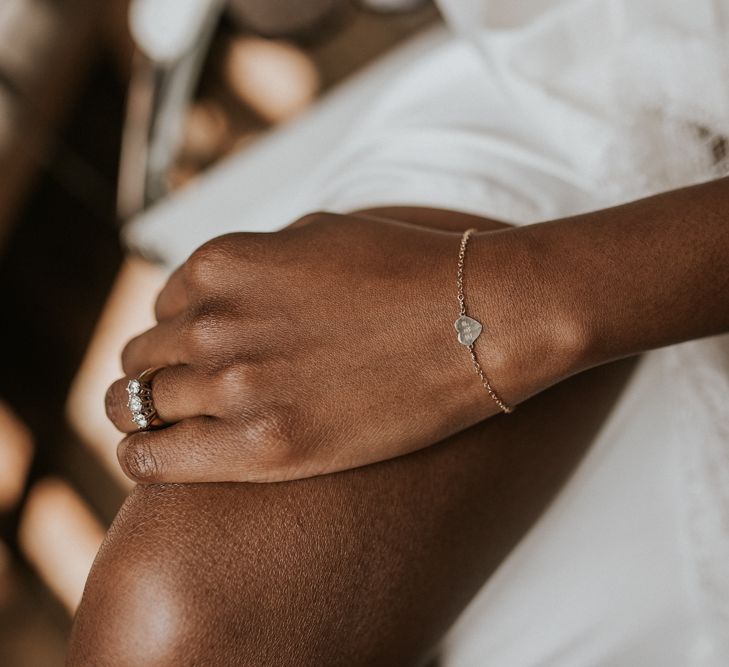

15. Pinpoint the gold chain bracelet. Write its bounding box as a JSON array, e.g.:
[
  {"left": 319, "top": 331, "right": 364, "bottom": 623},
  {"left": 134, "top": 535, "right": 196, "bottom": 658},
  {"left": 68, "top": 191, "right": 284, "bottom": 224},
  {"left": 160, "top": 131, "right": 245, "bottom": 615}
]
[{"left": 454, "top": 228, "right": 513, "bottom": 414}]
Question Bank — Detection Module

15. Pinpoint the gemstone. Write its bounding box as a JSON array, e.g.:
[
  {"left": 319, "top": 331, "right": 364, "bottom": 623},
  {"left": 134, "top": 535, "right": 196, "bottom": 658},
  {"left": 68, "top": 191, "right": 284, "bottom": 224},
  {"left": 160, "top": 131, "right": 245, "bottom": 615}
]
[
  {"left": 128, "top": 396, "right": 143, "bottom": 412},
  {"left": 132, "top": 414, "right": 148, "bottom": 428},
  {"left": 127, "top": 379, "right": 141, "bottom": 395}
]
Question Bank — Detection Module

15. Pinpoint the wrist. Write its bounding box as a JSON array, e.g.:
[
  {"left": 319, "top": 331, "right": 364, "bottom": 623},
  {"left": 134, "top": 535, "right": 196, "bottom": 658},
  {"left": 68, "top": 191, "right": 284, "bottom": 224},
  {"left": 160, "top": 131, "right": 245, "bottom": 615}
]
[{"left": 465, "top": 227, "right": 590, "bottom": 406}]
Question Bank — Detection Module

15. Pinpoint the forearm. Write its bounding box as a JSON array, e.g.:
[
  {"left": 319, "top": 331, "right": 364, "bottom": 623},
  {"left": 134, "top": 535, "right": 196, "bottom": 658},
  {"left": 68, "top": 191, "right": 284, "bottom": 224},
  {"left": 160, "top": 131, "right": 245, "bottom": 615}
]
[{"left": 469, "top": 177, "right": 729, "bottom": 398}]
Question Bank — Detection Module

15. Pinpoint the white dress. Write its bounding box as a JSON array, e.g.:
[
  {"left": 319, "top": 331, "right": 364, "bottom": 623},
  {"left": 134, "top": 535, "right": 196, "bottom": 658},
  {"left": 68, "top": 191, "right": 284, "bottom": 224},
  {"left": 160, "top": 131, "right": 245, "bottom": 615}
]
[{"left": 125, "top": 1, "right": 729, "bottom": 663}]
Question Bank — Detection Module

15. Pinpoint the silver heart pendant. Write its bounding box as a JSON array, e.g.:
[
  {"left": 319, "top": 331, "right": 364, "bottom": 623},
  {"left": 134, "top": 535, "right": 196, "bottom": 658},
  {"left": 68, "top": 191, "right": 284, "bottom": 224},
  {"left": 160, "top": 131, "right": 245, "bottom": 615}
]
[{"left": 454, "top": 315, "right": 483, "bottom": 346}]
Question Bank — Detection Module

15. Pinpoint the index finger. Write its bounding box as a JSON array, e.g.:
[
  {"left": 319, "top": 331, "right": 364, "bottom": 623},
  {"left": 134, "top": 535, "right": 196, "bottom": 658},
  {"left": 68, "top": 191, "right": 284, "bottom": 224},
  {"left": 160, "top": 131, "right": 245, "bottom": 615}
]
[{"left": 154, "top": 264, "right": 189, "bottom": 322}]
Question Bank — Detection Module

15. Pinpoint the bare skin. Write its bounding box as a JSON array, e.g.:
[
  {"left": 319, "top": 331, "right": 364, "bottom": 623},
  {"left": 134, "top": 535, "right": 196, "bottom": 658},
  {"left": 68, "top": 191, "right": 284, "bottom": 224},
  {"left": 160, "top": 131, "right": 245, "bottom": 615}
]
[
  {"left": 105, "top": 179, "right": 729, "bottom": 484},
  {"left": 70, "top": 190, "right": 727, "bottom": 661},
  {"left": 68, "top": 209, "right": 637, "bottom": 665}
]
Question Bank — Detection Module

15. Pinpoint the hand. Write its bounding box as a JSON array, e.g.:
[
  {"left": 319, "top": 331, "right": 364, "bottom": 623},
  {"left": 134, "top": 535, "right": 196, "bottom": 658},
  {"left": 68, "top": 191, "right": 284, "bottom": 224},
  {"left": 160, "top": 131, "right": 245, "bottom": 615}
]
[{"left": 106, "top": 211, "right": 579, "bottom": 483}]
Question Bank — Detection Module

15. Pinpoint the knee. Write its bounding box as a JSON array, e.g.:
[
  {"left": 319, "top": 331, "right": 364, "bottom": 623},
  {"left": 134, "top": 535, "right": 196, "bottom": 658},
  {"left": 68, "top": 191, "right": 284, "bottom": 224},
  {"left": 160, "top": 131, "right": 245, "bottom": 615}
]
[
  {"left": 67, "top": 516, "right": 199, "bottom": 665},
  {"left": 66, "top": 486, "right": 248, "bottom": 666}
]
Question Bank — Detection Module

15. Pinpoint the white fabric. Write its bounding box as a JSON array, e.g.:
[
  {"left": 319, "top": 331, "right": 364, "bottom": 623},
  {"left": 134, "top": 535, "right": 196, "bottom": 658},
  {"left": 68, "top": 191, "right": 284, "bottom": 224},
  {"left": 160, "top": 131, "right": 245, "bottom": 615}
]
[
  {"left": 441, "top": 350, "right": 703, "bottom": 666},
  {"left": 124, "top": 1, "right": 729, "bottom": 664},
  {"left": 431, "top": 2, "right": 729, "bottom": 663},
  {"left": 123, "top": 26, "right": 453, "bottom": 265}
]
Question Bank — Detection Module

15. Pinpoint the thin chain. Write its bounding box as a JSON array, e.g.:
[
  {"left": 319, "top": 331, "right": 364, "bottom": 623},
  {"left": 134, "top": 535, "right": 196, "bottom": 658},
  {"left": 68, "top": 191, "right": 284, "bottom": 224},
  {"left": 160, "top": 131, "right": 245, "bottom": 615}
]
[
  {"left": 456, "top": 229, "right": 470, "bottom": 317},
  {"left": 457, "top": 229, "right": 513, "bottom": 414}
]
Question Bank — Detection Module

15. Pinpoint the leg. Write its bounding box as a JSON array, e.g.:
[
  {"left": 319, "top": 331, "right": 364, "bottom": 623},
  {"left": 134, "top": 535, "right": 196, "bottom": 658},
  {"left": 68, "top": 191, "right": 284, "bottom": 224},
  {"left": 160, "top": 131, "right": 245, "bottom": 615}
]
[{"left": 67, "top": 356, "right": 636, "bottom": 666}]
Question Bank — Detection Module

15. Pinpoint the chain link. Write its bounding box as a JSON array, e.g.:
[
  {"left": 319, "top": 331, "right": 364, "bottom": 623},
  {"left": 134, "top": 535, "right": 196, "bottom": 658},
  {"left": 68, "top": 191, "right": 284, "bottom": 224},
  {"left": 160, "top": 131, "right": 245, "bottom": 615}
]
[{"left": 456, "top": 229, "right": 513, "bottom": 414}]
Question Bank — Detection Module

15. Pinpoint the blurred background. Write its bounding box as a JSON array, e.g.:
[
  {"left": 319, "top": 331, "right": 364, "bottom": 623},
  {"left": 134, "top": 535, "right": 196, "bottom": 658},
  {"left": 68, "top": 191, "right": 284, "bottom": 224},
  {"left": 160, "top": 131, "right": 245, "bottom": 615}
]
[{"left": 0, "top": 0, "right": 438, "bottom": 662}]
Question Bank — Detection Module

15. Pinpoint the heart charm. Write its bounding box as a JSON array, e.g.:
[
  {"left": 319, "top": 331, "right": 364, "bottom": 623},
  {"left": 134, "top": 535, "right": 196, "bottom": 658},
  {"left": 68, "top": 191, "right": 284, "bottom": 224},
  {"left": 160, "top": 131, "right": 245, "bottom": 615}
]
[{"left": 454, "top": 315, "right": 483, "bottom": 346}]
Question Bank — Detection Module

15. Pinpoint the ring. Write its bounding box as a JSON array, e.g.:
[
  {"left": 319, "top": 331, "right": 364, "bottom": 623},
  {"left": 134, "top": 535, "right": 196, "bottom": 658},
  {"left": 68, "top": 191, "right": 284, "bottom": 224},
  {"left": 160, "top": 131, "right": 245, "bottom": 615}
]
[{"left": 127, "top": 367, "right": 163, "bottom": 430}]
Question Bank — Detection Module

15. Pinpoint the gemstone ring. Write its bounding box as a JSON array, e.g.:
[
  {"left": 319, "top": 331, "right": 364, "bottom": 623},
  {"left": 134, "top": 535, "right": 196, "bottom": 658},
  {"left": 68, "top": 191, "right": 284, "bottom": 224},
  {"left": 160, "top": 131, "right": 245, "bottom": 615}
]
[{"left": 126, "top": 367, "right": 163, "bottom": 430}]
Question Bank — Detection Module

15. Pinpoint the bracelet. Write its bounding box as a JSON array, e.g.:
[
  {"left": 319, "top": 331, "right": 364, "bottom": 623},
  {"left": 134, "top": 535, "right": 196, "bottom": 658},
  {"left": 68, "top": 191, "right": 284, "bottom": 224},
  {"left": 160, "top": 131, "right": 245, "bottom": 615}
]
[{"left": 454, "top": 228, "right": 513, "bottom": 414}]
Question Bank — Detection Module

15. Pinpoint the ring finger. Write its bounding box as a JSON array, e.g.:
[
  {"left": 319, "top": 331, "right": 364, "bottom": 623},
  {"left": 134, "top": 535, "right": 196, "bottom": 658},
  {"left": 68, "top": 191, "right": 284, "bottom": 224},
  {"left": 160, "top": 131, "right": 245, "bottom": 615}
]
[{"left": 106, "top": 365, "right": 215, "bottom": 433}]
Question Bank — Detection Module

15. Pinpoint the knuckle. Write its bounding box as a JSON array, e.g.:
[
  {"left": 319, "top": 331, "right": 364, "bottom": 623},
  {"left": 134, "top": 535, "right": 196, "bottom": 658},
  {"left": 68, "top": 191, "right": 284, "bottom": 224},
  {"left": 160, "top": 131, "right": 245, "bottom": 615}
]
[
  {"left": 289, "top": 211, "right": 337, "bottom": 229},
  {"left": 184, "top": 238, "right": 231, "bottom": 286},
  {"left": 248, "top": 407, "right": 297, "bottom": 465},
  {"left": 185, "top": 308, "right": 225, "bottom": 353},
  {"left": 152, "top": 291, "right": 169, "bottom": 320},
  {"left": 119, "top": 436, "right": 161, "bottom": 482},
  {"left": 214, "top": 364, "right": 255, "bottom": 403}
]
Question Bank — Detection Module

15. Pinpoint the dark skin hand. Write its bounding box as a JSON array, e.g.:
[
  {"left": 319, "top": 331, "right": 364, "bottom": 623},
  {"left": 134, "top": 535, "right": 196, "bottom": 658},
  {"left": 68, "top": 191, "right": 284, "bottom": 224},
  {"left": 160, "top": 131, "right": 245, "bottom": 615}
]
[
  {"left": 69, "top": 208, "right": 638, "bottom": 665},
  {"left": 105, "top": 178, "right": 729, "bottom": 483}
]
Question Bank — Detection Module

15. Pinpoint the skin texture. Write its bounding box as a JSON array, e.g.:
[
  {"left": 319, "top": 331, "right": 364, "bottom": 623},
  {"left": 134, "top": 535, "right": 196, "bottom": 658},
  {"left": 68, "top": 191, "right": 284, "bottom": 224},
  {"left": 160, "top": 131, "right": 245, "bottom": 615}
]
[
  {"left": 68, "top": 209, "right": 637, "bottom": 664},
  {"left": 104, "top": 212, "right": 579, "bottom": 483},
  {"left": 69, "top": 355, "right": 636, "bottom": 666},
  {"left": 105, "top": 179, "right": 729, "bottom": 485},
  {"left": 69, "top": 189, "right": 727, "bottom": 661},
  {"left": 498, "top": 176, "right": 729, "bottom": 367}
]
